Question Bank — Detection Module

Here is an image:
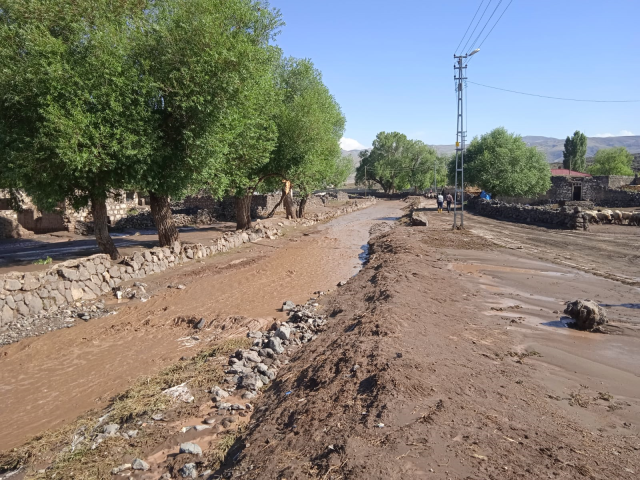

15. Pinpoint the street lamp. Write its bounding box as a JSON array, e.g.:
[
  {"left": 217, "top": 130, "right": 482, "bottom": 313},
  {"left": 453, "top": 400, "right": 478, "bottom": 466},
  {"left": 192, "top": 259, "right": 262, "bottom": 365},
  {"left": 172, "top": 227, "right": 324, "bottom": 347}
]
[{"left": 469, "top": 48, "right": 480, "bottom": 56}]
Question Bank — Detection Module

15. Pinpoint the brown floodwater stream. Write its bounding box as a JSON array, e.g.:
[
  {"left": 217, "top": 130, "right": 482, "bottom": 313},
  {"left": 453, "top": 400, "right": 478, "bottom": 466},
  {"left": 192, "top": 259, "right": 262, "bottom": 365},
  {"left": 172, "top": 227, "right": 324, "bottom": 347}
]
[{"left": 0, "top": 200, "right": 404, "bottom": 451}]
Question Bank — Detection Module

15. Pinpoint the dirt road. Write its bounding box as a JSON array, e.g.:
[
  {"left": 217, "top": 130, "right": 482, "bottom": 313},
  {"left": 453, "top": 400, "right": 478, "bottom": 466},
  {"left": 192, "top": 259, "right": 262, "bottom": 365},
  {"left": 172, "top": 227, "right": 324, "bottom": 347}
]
[{"left": 0, "top": 200, "right": 403, "bottom": 451}]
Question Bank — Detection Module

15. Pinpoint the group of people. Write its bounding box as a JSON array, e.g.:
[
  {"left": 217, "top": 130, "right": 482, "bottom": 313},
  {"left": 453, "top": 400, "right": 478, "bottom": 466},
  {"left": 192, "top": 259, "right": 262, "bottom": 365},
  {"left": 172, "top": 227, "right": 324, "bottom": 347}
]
[{"left": 436, "top": 192, "right": 453, "bottom": 213}]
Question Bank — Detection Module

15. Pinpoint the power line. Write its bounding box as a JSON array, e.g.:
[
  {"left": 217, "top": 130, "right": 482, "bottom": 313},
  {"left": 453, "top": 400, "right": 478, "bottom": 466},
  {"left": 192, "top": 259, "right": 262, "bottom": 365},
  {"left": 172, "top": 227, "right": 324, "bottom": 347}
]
[
  {"left": 460, "top": 0, "right": 492, "bottom": 55},
  {"left": 476, "top": 0, "right": 513, "bottom": 50},
  {"left": 467, "top": 80, "right": 640, "bottom": 102},
  {"left": 454, "top": 0, "right": 486, "bottom": 55},
  {"left": 467, "top": 0, "right": 503, "bottom": 54}
]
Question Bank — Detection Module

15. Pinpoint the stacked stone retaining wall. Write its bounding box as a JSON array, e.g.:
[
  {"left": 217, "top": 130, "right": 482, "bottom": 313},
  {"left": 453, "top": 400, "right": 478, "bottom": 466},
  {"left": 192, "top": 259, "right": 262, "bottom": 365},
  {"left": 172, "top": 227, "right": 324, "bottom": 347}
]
[
  {"left": 0, "top": 198, "right": 376, "bottom": 336},
  {"left": 466, "top": 197, "right": 574, "bottom": 228}
]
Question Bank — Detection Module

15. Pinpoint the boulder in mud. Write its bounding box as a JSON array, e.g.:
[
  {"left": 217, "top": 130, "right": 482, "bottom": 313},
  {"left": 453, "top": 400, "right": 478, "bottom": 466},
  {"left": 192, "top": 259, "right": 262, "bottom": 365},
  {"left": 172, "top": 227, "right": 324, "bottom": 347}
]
[
  {"left": 179, "top": 442, "right": 202, "bottom": 455},
  {"left": 162, "top": 382, "right": 194, "bottom": 403},
  {"left": 411, "top": 210, "right": 429, "bottom": 227},
  {"left": 240, "top": 372, "right": 264, "bottom": 391},
  {"left": 564, "top": 299, "right": 607, "bottom": 331},
  {"left": 179, "top": 462, "right": 197, "bottom": 478}
]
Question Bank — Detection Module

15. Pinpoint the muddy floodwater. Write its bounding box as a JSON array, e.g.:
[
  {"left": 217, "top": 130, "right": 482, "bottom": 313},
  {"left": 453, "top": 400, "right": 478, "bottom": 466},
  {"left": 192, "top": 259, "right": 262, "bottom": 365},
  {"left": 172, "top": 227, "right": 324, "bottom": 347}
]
[{"left": 0, "top": 200, "right": 405, "bottom": 451}]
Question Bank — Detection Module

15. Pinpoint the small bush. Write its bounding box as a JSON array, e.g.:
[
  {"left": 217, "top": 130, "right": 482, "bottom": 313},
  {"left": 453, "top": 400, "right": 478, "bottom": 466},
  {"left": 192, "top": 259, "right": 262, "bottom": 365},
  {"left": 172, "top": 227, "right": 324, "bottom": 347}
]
[{"left": 32, "top": 257, "right": 52, "bottom": 265}]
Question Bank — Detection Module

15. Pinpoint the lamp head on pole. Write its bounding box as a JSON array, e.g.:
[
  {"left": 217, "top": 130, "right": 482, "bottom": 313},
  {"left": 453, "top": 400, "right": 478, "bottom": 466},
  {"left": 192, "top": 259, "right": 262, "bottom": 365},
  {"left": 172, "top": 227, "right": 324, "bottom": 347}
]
[{"left": 469, "top": 48, "right": 480, "bottom": 56}]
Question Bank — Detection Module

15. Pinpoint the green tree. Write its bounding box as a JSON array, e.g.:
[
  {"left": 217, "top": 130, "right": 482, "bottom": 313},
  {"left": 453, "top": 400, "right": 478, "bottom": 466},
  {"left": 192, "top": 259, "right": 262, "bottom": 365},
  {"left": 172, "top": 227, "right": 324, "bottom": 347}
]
[
  {"left": 463, "top": 127, "right": 551, "bottom": 198},
  {"left": 261, "top": 57, "right": 346, "bottom": 219},
  {"left": 355, "top": 132, "right": 412, "bottom": 194},
  {"left": 405, "top": 141, "right": 438, "bottom": 192},
  {"left": 0, "top": 0, "right": 155, "bottom": 259},
  {"left": 563, "top": 130, "right": 588, "bottom": 172},
  {"left": 587, "top": 147, "right": 634, "bottom": 176},
  {"left": 134, "top": 0, "right": 283, "bottom": 243}
]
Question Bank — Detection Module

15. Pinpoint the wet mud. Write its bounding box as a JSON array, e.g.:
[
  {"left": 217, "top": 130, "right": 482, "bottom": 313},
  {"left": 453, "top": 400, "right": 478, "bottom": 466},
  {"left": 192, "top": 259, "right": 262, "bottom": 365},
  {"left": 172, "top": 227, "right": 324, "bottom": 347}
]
[{"left": 0, "top": 201, "right": 404, "bottom": 451}]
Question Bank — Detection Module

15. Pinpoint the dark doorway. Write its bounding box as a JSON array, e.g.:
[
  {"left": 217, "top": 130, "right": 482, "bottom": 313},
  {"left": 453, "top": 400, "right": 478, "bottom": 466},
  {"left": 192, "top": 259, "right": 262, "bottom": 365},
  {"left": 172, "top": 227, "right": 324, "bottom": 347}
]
[{"left": 572, "top": 185, "right": 582, "bottom": 201}]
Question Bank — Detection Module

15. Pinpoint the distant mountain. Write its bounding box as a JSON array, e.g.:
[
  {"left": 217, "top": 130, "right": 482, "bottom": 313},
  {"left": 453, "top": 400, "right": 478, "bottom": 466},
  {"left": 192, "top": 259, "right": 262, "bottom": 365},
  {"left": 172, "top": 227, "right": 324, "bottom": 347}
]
[{"left": 435, "top": 135, "right": 640, "bottom": 163}]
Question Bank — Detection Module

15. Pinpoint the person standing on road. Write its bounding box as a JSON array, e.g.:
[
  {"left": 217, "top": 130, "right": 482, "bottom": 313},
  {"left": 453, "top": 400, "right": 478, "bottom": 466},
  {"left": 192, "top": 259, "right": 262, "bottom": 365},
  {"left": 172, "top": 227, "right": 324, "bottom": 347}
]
[
  {"left": 446, "top": 193, "right": 453, "bottom": 213},
  {"left": 437, "top": 193, "right": 444, "bottom": 213}
]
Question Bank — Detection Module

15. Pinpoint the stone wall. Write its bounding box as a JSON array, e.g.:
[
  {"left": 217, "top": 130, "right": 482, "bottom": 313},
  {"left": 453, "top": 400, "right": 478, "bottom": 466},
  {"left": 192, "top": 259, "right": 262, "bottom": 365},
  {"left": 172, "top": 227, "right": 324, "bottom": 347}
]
[
  {"left": 0, "top": 197, "right": 376, "bottom": 334},
  {"left": 466, "top": 196, "right": 575, "bottom": 228}
]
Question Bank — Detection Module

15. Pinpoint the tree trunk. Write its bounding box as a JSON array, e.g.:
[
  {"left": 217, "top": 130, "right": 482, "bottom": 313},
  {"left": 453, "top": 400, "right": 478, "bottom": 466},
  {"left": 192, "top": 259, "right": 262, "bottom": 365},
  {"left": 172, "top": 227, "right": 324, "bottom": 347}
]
[
  {"left": 149, "top": 191, "right": 179, "bottom": 247},
  {"left": 297, "top": 195, "right": 308, "bottom": 219},
  {"left": 235, "top": 194, "right": 252, "bottom": 230},
  {"left": 266, "top": 194, "right": 284, "bottom": 218},
  {"left": 91, "top": 195, "right": 120, "bottom": 260},
  {"left": 282, "top": 181, "right": 297, "bottom": 220}
]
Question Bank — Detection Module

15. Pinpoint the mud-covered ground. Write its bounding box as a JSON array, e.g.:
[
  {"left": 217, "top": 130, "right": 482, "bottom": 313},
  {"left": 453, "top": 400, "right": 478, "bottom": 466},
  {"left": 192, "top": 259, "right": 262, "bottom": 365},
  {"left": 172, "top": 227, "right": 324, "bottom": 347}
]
[
  {"left": 2, "top": 200, "right": 639, "bottom": 479},
  {"left": 222, "top": 202, "right": 640, "bottom": 479}
]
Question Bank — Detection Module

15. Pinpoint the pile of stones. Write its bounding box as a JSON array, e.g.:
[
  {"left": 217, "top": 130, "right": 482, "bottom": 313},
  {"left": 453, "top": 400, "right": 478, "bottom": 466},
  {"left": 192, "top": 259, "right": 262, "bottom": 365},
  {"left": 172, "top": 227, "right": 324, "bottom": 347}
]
[{"left": 220, "top": 299, "right": 329, "bottom": 394}]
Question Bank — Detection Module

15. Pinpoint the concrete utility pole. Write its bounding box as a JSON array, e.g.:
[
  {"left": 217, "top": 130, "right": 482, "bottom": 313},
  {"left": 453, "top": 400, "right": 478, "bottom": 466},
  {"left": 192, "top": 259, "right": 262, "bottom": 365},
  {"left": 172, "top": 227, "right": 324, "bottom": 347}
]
[{"left": 452, "top": 48, "right": 479, "bottom": 229}]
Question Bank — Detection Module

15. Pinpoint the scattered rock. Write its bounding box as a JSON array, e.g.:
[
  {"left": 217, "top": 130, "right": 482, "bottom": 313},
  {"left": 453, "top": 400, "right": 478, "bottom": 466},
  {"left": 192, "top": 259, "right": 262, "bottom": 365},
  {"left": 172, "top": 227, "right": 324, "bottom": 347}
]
[
  {"left": 162, "top": 383, "right": 194, "bottom": 403},
  {"left": 282, "top": 300, "right": 296, "bottom": 311},
  {"left": 410, "top": 210, "right": 429, "bottom": 227},
  {"left": 179, "top": 462, "right": 198, "bottom": 478},
  {"left": 564, "top": 299, "right": 608, "bottom": 331},
  {"left": 179, "top": 442, "right": 202, "bottom": 455},
  {"left": 275, "top": 323, "right": 291, "bottom": 340},
  {"left": 268, "top": 336, "right": 284, "bottom": 354},
  {"left": 112, "top": 463, "right": 132, "bottom": 474},
  {"left": 103, "top": 424, "right": 120, "bottom": 436},
  {"left": 194, "top": 318, "right": 206, "bottom": 330},
  {"left": 132, "top": 458, "right": 150, "bottom": 471}
]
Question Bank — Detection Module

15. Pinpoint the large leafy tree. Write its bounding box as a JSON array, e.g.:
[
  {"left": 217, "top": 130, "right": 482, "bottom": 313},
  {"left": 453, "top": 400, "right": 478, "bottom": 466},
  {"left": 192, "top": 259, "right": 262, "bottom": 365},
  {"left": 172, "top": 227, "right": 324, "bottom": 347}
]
[
  {"left": 355, "top": 132, "right": 412, "bottom": 194},
  {"left": 587, "top": 147, "right": 634, "bottom": 176},
  {"left": 0, "top": 0, "right": 154, "bottom": 259},
  {"left": 261, "top": 57, "right": 346, "bottom": 219},
  {"left": 463, "top": 127, "right": 551, "bottom": 198},
  {"left": 405, "top": 141, "right": 439, "bottom": 192},
  {"left": 134, "top": 0, "right": 283, "bottom": 244},
  {"left": 563, "top": 130, "right": 588, "bottom": 172}
]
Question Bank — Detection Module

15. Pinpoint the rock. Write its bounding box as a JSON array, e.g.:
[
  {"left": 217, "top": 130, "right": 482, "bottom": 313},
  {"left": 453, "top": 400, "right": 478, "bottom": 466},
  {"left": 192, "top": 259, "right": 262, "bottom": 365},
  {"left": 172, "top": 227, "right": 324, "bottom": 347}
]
[
  {"left": 194, "top": 318, "right": 206, "bottom": 330},
  {"left": 242, "top": 391, "right": 257, "bottom": 400},
  {"left": 282, "top": 300, "right": 295, "bottom": 311},
  {"left": 126, "top": 430, "right": 138, "bottom": 438},
  {"left": 231, "top": 403, "right": 246, "bottom": 410},
  {"left": 337, "top": 281, "right": 347, "bottom": 287},
  {"left": 240, "top": 373, "right": 263, "bottom": 391},
  {"left": 217, "top": 402, "right": 232, "bottom": 410},
  {"left": 275, "top": 323, "right": 291, "bottom": 341},
  {"left": 204, "top": 417, "right": 216, "bottom": 425},
  {"left": 179, "top": 463, "right": 197, "bottom": 479},
  {"left": 411, "top": 210, "right": 429, "bottom": 227},
  {"left": 179, "top": 442, "right": 202, "bottom": 455},
  {"left": 564, "top": 299, "right": 608, "bottom": 331},
  {"left": 160, "top": 474, "right": 172, "bottom": 480},
  {"left": 112, "top": 464, "right": 132, "bottom": 474},
  {"left": 104, "top": 424, "right": 120, "bottom": 436},
  {"left": 58, "top": 268, "right": 79, "bottom": 281},
  {"left": 21, "top": 275, "right": 40, "bottom": 291},
  {"left": 4, "top": 279, "right": 21, "bottom": 291},
  {"left": 211, "top": 386, "right": 229, "bottom": 401},
  {"left": 268, "top": 336, "right": 284, "bottom": 354},
  {"left": 221, "top": 417, "right": 237, "bottom": 428},
  {"left": 243, "top": 350, "right": 261, "bottom": 363},
  {"left": 132, "top": 458, "right": 150, "bottom": 471},
  {"left": 162, "top": 383, "right": 194, "bottom": 403}
]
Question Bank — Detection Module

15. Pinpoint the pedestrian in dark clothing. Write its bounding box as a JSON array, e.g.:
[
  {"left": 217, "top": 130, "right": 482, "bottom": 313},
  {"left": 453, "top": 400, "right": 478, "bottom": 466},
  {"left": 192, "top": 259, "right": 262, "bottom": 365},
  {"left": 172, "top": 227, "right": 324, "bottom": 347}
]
[{"left": 446, "top": 193, "right": 453, "bottom": 213}]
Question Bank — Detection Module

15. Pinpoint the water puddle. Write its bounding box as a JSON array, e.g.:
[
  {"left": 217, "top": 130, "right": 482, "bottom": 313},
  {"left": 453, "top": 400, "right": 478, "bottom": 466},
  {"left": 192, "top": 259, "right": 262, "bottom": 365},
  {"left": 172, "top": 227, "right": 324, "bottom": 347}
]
[
  {"left": 600, "top": 303, "right": 640, "bottom": 310},
  {"left": 541, "top": 317, "right": 574, "bottom": 328}
]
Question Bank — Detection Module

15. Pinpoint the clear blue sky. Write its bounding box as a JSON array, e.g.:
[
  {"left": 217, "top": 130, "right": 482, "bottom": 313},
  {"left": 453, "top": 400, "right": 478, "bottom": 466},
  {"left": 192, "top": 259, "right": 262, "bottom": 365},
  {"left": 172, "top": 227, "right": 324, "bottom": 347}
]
[{"left": 268, "top": 0, "right": 640, "bottom": 149}]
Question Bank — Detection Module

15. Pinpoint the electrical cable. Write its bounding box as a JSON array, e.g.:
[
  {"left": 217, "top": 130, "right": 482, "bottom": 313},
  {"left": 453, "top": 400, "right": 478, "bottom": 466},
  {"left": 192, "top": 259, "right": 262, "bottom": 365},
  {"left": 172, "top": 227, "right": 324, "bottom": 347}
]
[
  {"left": 476, "top": 0, "right": 513, "bottom": 50},
  {"left": 460, "top": 0, "right": 493, "bottom": 55},
  {"left": 467, "top": 0, "right": 503, "bottom": 54},
  {"left": 454, "top": 0, "right": 486, "bottom": 55},
  {"left": 468, "top": 81, "right": 640, "bottom": 102}
]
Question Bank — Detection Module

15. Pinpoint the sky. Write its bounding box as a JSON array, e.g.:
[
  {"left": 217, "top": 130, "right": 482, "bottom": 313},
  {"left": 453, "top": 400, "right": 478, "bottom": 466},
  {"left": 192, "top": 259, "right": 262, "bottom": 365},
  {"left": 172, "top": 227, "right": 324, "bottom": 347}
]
[{"left": 267, "top": 0, "right": 640, "bottom": 149}]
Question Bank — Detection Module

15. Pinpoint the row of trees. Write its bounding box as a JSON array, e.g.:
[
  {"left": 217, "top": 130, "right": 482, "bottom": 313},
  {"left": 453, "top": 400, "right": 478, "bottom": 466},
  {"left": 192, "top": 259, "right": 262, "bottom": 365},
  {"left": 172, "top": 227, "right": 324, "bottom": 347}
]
[
  {"left": 563, "top": 131, "right": 634, "bottom": 175},
  {"left": 354, "top": 132, "right": 448, "bottom": 194},
  {"left": 0, "top": 0, "right": 350, "bottom": 259}
]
